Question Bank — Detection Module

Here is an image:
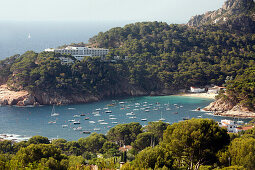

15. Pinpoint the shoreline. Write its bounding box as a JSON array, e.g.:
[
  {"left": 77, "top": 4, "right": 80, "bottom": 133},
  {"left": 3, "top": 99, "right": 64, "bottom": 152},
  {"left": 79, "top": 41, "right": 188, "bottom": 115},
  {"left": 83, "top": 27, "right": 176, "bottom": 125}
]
[{"left": 174, "top": 93, "right": 217, "bottom": 99}]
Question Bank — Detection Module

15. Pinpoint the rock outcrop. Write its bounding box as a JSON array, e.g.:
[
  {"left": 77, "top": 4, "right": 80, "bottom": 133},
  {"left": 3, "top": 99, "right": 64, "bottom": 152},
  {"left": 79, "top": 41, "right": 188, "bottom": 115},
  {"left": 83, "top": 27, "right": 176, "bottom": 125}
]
[
  {"left": 204, "top": 97, "right": 255, "bottom": 118},
  {"left": 187, "top": 0, "right": 255, "bottom": 33}
]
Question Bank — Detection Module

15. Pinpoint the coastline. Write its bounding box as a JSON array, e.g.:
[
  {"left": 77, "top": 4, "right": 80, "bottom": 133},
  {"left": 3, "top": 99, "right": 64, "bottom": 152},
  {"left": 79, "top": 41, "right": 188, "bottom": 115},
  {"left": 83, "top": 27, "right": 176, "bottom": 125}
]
[{"left": 174, "top": 93, "right": 217, "bottom": 99}]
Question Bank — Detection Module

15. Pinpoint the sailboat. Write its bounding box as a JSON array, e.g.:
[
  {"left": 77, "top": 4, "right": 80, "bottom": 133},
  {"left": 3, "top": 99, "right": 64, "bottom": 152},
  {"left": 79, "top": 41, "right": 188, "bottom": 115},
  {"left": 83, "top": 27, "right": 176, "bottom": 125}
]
[
  {"left": 28, "top": 33, "right": 31, "bottom": 39},
  {"left": 159, "top": 112, "right": 165, "bottom": 121},
  {"left": 51, "top": 105, "right": 59, "bottom": 116}
]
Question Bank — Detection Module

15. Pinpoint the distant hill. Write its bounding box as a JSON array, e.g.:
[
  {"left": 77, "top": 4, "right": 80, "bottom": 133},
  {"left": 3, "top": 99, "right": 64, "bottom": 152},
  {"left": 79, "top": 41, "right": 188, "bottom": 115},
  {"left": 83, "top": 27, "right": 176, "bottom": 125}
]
[{"left": 187, "top": 0, "right": 255, "bottom": 33}]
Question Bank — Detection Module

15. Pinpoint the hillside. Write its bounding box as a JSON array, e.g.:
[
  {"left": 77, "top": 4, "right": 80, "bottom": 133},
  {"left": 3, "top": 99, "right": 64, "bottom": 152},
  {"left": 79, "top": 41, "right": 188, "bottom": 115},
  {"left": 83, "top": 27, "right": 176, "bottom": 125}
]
[
  {"left": 187, "top": 0, "right": 255, "bottom": 33},
  {"left": 0, "top": 0, "right": 255, "bottom": 106}
]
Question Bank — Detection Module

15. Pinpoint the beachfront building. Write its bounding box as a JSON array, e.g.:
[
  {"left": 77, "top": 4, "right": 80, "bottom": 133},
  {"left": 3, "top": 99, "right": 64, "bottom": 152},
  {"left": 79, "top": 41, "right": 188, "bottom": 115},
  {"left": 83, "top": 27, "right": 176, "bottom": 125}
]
[
  {"left": 208, "top": 86, "right": 226, "bottom": 94},
  {"left": 190, "top": 87, "right": 205, "bottom": 93},
  {"left": 45, "top": 46, "right": 109, "bottom": 64}
]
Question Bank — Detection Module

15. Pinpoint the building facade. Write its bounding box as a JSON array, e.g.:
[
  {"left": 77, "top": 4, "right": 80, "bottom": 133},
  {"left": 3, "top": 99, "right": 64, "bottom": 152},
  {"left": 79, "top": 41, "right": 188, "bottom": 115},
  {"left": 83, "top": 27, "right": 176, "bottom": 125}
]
[{"left": 45, "top": 46, "right": 109, "bottom": 63}]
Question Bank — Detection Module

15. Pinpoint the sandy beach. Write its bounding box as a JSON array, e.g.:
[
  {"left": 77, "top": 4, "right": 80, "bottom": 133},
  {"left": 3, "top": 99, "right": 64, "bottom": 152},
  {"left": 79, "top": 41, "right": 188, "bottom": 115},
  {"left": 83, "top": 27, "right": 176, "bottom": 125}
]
[{"left": 175, "top": 93, "right": 217, "bottom": 99}]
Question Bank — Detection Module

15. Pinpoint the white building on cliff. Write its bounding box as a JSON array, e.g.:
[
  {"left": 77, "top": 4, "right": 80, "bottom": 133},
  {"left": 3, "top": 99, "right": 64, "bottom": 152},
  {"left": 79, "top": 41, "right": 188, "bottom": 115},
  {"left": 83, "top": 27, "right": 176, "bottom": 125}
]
[{"left": 45, "top": 46, "right": 109, "bottom": 64}]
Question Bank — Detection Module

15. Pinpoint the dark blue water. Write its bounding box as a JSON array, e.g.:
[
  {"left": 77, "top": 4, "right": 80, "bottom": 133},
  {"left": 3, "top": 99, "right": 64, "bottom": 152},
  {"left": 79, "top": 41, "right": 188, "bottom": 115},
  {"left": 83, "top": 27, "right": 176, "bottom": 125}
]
[
  {"left": 0, "top": 21, "right": 127, "bottom": 59},
  {"left": 0, "top": 96, "right": 251, "bottom": 141}
]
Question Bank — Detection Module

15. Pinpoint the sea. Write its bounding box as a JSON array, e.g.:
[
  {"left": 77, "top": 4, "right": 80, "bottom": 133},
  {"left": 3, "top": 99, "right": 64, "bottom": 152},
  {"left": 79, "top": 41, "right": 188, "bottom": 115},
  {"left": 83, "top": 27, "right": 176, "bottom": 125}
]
[
  {"left": 0, "top": 21, "right": 251, "bottom": 142},
  {"left": 0, "top": 96, "right": 251, "bottom": 141},
  {"left": 0, "top": 20, "right": 128, "bottom": 60}
]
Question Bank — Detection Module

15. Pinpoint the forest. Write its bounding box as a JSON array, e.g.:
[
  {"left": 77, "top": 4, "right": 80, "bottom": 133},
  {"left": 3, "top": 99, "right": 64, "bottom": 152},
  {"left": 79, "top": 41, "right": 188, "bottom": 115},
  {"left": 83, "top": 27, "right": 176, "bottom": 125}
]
[{"left": 1, "top": 119, "right": 255, "bottom": 169}]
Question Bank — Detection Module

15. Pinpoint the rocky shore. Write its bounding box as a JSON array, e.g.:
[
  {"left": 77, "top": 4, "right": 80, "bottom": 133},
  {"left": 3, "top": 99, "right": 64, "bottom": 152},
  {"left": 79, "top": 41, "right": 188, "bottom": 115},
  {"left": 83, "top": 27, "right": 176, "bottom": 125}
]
[
  {"left": 0, "top": 83, "right": 170, "bottom": 106},
  {"left": 203, "top": 98, "right": 255, "bottom": 118}
]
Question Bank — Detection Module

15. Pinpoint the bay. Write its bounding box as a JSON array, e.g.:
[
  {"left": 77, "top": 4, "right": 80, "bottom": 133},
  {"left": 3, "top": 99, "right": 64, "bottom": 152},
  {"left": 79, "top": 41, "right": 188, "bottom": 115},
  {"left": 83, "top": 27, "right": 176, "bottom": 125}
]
[{"left": 0, "top": 95, "right": 250, "bottom": 141}]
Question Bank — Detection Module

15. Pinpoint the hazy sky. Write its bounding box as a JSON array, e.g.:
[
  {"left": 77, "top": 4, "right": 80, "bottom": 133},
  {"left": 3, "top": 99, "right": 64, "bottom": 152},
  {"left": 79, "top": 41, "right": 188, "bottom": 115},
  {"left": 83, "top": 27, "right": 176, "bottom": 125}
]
[{"left": 0, "top": 0, "right": 226, "bottom": 23}]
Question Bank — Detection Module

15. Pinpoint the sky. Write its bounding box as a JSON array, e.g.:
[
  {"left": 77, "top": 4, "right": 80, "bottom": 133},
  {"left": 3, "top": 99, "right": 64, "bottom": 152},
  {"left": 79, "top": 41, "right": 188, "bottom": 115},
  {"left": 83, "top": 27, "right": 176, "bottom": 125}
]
[{"left": 0, "top": 0, "right": 226, "bottom": 23}]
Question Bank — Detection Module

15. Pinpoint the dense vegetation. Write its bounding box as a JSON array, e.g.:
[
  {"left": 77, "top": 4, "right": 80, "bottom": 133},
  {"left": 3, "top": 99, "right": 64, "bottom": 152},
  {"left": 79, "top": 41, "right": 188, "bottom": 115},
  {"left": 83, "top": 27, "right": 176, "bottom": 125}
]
[
  {"left": 2, "top": 119, "right": 255, "bottom": 169},
  {"left": 1, "top": 22, "right": 255, "bottom": 100}
]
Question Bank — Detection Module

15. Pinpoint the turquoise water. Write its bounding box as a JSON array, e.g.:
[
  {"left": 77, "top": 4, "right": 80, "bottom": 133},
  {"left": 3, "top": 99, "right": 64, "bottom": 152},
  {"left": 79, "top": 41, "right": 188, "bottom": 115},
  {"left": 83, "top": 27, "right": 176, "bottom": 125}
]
[{"left": 0, "top": 96, "right": 251, "bottom": 141}]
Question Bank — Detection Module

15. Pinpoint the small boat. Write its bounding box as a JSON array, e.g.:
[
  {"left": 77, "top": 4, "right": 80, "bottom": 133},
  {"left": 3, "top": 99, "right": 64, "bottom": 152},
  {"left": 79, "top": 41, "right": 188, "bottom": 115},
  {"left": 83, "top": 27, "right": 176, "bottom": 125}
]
[
  {"left": 94, "top": 128, "right": 101, "bottom": 131},
  {"left": 109, "top": 117, "right": 117, "bottom": 120},
  {"left": 100, "top": 122, "right": 108, "bottom": 125},
  {"left": 89, "top": 121, "right": 95, "bottom": 124},
  {"left": 98, "top": 120, "right": 104, "bottom": 122},
  {"left": 51, "top": 105, "right": 59, "bottom": 117},
  {"left": 174, "top": 112, "right": 178, "bottom": 114},
  {"left": 112, "top": 122, "right": 118, "bottom": 124},
  {"left": 196, "top": 107, "right": 201, "bottom": 111},
  {"left": 73, "top": 121, "right": 80, "bottom": 124},
  {"left": 103, "top": 107, "right": 109, "bottom": 110},
  {"left": 129, "top": 117, "right": 137, "bottom": 119},
  {"left": 48, "top": 121, "right": 56, "bottom": 124},
  {"left": 84, "top": 117, "right": 89, "bottom": 120},
  {"left": 105, "top": 110, "right": 112, "bottom": 113},
  {"left": 68, "top": 119, "right": 75, "bottom": 122},
  {"left": 183, "top": 117, "right": 189, "bottom": 120},
  {"left": 73, "top": 115, "right": 80, "bottom": 118},
  {"left": 80, "top": 114, "right": 86, "bottom": 116},
  {"left": 83, "top": 131, "right": 91, "bottom": 134},
  {"left": 73, "top": 127, "right": 82, "bottom": 131},
  {"left": 197, "top": 115, "right": 202, "bottom": 118},
  {"left": 96, "top": 108, "right": 102, "bottom": 111},
  {"left": 141, "top": 118, "right": 147, "bottom": 121},
  {"left": 159, "top": 112, "right": 165, "bottom": 121},
  {"left": 109, "top": 115, "right": 115, "bottom": 117},
  {"left": 126, "top": 112, "right": 135, "bottom": 116},
  {"left": 119, "top": 102, "right": 125, "bottom": 104},
  {"left": 28, "top": 33, "right": 31, "bottom": 39},
  {"left": 62, "top": 125, "right": 68, "bottom": 128},
  {"left": 94, "top": 114, "right": 101, "bottom": 117},
  {"left": 145, "top": 110, "right": 150, "bottom": 112},
  {"left": 68, "top": 107, "right": 76, "bottom": 110},
  {"left": 166, "top": 108, "right": 171, "bottom": 111}
]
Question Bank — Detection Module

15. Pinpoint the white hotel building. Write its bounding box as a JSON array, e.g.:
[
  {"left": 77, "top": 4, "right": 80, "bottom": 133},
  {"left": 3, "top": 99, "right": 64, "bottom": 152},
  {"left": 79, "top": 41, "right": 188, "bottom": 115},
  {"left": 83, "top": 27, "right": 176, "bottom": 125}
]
[{"left": 45, "top": 46, "right": 109, "bottom": 63}]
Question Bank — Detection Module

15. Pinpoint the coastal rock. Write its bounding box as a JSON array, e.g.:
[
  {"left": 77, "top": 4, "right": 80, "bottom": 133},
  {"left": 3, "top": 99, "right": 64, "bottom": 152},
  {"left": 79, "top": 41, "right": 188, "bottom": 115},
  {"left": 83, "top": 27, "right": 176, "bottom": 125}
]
[
  {"left": 204, "top": 97, "right": 255, "bottom": 118},
  {"left": 187, "top": 0, "right": 255, "bottom": 33}
]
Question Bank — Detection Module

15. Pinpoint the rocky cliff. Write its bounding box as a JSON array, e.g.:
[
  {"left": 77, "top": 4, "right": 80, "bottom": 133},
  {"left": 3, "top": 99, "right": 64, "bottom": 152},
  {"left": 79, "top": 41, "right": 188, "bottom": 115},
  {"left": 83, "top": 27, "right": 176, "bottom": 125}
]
[
  {"left": 187, "top": 0, "right": 255, "bottom": 33},
  {"left": 0, "top": 81, "right": 177, "bottom": 106},
  {"left": 204, "top": 97, "right": 255, "bottom": 118}
]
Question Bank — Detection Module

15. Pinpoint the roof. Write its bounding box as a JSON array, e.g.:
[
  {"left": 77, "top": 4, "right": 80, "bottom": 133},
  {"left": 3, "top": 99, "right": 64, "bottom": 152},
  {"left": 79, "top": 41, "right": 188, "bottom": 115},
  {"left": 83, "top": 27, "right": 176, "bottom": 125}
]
[{"left": 119, "top": 145, "right": 132, "bottom": 152}]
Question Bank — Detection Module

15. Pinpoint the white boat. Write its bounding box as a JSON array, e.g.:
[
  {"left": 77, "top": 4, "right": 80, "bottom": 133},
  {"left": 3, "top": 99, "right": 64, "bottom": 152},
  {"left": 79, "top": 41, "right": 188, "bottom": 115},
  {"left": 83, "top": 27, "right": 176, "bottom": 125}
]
[
  {"left": 109, "top": 115, "right": 115, "bottom": 117},
  {"left": 96, "top": 108, "right": 102, "bottom": 111},
  {"left": 94, "top": 114, "right": 101, "bottom": 117},
  {"left": 109, "top": 117, "right": 117, "bottom": 120},
  {"left": 145, "top": 110, "right": 150, "bottom": 112},
  {"left": 48, "top": 121, "right": 56, "bottom": 124},
  {"left": 94, "top": 128, "right": 101, "bottom": 131},
  {"left": 119, "top": 102, "right": 125, "bottom": 104},
  {"left": 141, "top": 118, "right": 147, "bottom": 121},
  {"left": 129, "top": 117, "right": 137, "bottom": 119},
  {"left": 98, "top": 120, "right": 104, "bottom": 122},
  {"left": 51, "top": 105, "right": 59, "bottom": 117},
  {"left": 105, "top": 110, "right": 112, "bottom": 113},
  {"left": 73, "top": 121, "right": 80, "bottom": 124},
  {"left": 68, "top": 119, "right": 75, "bottom": 122},
  {"left": 126, "top": 112, "right": 135, "bottom": 116},
  {"left": 89, "top": 121, "right": 96, "bottom": 124},
  {"left": 166, "top": 108, "right": 171, "bottom": 111},
  {"left": 112, "top": 122, "right": 118, "bottom": 124},
  {"left": 28, "top": 33, "right": 31, "bottom": 39},
  {"left": 73, "top": 114, "right": 80, "bottom": 117},
  {"left": 62, "top": 125, "right": 68, "bottom": 128},
  {"left": 92, "top": 111, "right": 99, "bottom": 114},
  {"left": 100, "top": 122, "right": 108, "bottom": 125},
  {"left": 103, "top": 107, "right": 109, "bottom": 110},
  {"left": 68, "top": 108, "right": 76, "bottom": 110},
  {"left": 73, "top": 127, "right": 82, "bottom": 131},
  {"left": 159, "top": 112, "right": 165, "bottom": 121}
]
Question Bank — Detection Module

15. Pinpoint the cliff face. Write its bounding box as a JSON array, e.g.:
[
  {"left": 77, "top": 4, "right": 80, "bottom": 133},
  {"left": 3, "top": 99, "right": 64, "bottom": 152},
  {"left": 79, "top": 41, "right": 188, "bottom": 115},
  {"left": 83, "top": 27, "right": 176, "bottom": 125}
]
[
  {"left": 187, "top": 0, "right": 255, "bottom": 32},
  {"left": 204, "top": 97, "right": 255, "bottom": 118}
]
